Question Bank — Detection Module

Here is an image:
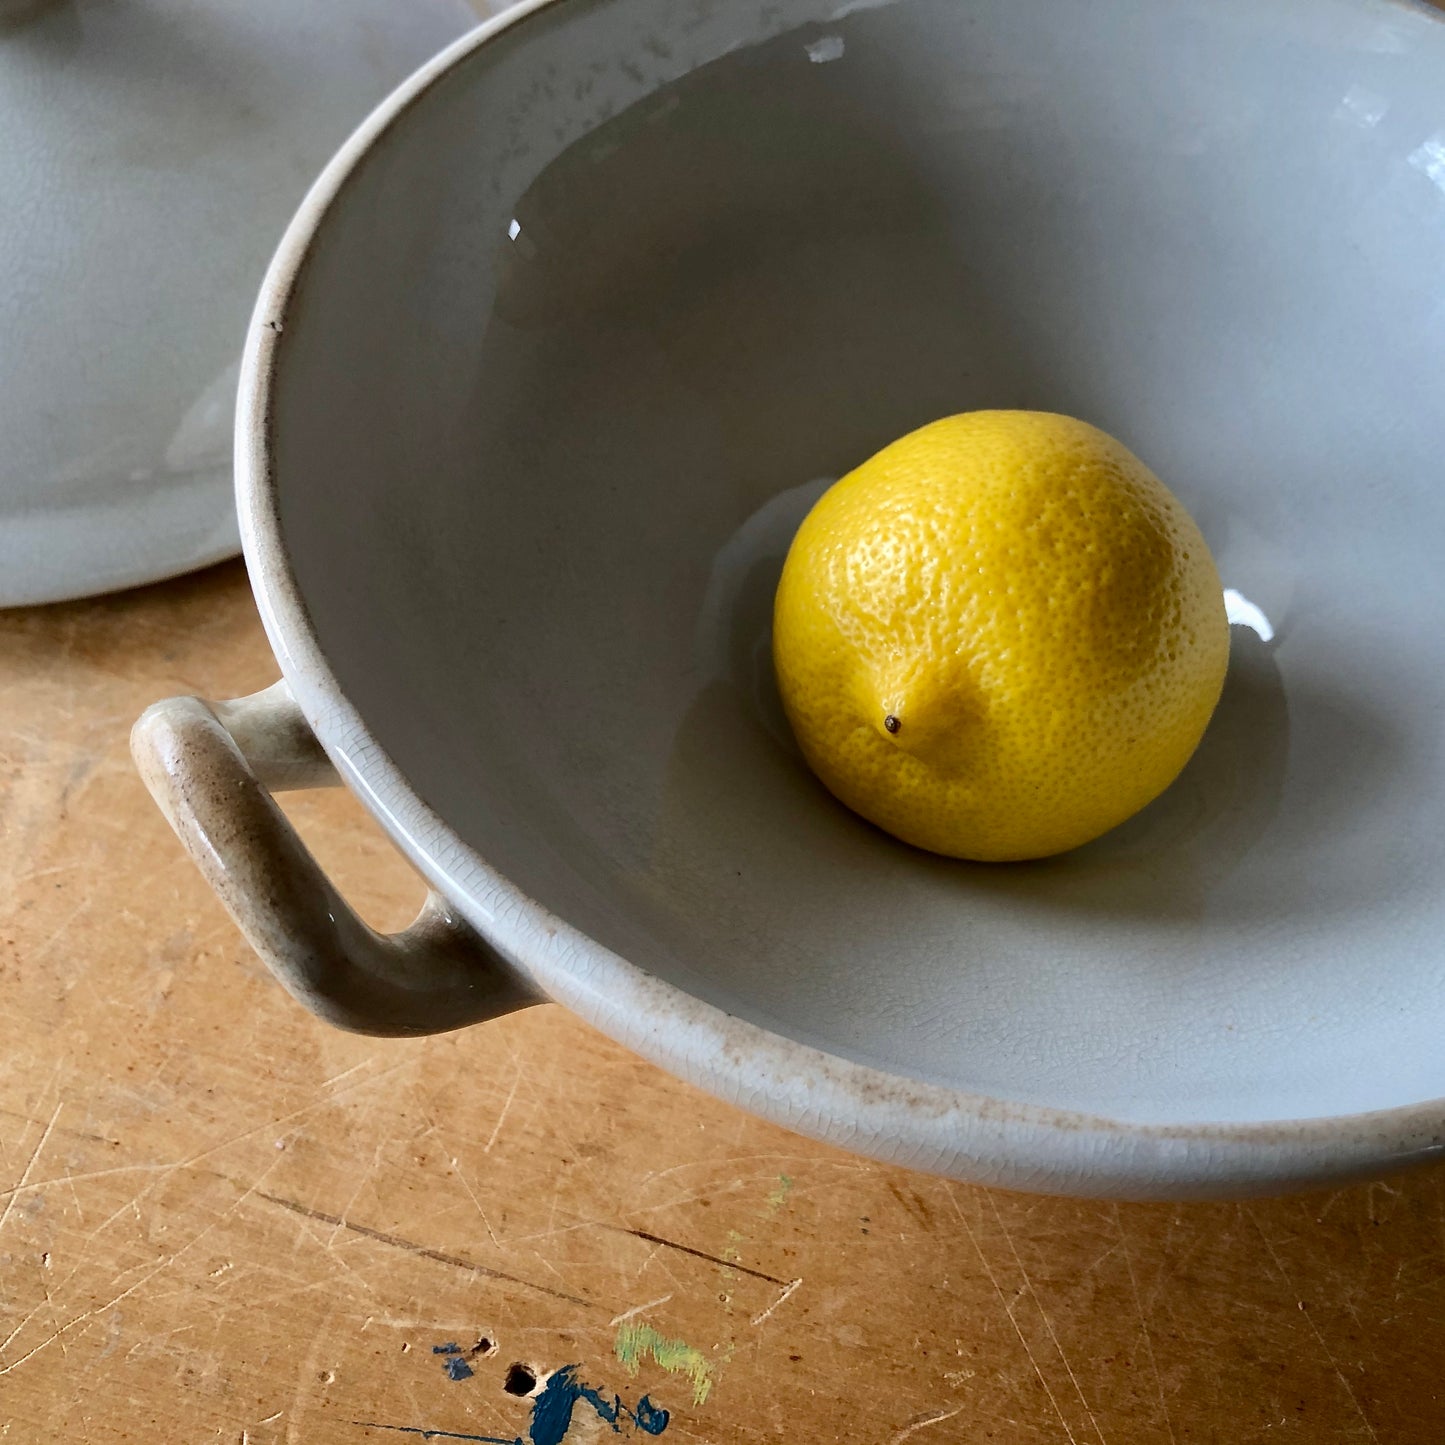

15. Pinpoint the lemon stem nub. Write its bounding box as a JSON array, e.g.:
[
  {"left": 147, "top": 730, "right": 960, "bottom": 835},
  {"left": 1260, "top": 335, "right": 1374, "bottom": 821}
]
[{"left": 884, "top": 714, "right": 902, "bottom": 735}]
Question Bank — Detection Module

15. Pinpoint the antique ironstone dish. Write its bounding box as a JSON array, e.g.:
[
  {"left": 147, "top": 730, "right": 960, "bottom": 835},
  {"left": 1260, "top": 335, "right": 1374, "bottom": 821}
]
[{"left": 136, "top": 0, "right": 1445, "bottom": 1197}]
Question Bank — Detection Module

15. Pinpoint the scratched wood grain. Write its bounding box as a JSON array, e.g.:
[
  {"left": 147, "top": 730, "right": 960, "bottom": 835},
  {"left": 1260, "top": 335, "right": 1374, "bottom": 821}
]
[
  {"left": 3, "top": 559, "right": 1444, "bottom": 1444},
  {"left": 7, "top": 0, "right": 1445, "bottom": 1428}
]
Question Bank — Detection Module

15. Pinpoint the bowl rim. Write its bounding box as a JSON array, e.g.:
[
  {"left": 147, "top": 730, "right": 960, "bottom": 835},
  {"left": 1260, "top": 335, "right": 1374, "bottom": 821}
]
[{"left": 235, "top": 0, "right": 1445, "bottom": 1197}]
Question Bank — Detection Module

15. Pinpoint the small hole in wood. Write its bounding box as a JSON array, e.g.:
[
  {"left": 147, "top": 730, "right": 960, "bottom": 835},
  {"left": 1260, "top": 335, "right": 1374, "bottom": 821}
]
[{"left": 504, "top": 1363, "right": 537, "bottom": 1396}]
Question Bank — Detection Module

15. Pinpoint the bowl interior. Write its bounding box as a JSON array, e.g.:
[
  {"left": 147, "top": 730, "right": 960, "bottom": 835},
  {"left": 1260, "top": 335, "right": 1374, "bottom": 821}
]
[{"left": 269, "top": 0, "right": 1445, "bottom": 1125}]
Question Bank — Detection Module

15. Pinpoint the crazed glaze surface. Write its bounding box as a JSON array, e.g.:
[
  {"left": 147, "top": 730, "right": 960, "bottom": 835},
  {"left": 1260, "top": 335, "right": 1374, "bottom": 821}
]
[
  {"left": 0, "top": 0, "right": 474, "bottom": 607},
  {"left": 156, "top": 0, "right": 1445, "bottom": 1195}
]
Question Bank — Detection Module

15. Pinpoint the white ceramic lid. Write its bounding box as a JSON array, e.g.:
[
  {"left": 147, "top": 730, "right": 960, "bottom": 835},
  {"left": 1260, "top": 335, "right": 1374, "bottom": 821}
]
[{"left": 0, "top": 0, "right": 477, "bottom": 607}]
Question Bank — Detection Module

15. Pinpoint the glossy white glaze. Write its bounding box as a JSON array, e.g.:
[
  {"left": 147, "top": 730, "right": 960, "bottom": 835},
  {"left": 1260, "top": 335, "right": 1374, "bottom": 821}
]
[
  {"left": 0, "top": 0, "right": 476, "bottom": 606},
  {"left": 217, "top": 0, "right": 1445, "bottom": 1193}
]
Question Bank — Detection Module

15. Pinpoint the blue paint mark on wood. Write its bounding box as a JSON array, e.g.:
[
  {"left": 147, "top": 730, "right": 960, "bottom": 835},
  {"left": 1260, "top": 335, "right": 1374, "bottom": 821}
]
[
  {"left": 432, "top": 1341, "right": 476, "bottom": 1381},
  {"left": 354, "top": 1362, "right": 670, "bottom": 1443},
  {"left": 529, "top": 1365, "right": 668, "bottom": 1443}
]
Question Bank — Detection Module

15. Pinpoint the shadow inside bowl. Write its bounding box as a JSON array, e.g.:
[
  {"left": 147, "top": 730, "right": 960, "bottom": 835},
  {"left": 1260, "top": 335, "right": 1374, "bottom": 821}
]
[{"left": 689, "top": 505, "right": 1412, "bottom": 939}]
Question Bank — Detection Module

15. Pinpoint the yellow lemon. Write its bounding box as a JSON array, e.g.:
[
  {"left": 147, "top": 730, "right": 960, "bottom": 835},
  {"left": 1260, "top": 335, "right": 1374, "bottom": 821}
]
[{"left": 773, "top": 410, "right": 1229, "bottom": 861}]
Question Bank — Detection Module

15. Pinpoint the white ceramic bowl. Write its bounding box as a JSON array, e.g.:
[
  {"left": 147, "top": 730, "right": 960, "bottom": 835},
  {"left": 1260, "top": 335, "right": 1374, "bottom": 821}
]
[{"left": 135, "top": 0, "right": 1445, "bottom": 1197}]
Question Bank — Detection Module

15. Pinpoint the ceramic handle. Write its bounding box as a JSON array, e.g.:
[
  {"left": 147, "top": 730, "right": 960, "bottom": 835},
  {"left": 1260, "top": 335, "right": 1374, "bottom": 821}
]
[{"left": 131, "top": 682, "right": 538, "bottom": 1036}]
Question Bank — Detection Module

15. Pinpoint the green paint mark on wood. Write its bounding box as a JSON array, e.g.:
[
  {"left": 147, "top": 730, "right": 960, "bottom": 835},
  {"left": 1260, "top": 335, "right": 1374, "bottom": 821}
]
[
  {"left": 614, "top": 1322, "right": 715, "bottom": 1406},
  {"left": 764, "top": 1174, "right": 793, "bottom": 1214}
]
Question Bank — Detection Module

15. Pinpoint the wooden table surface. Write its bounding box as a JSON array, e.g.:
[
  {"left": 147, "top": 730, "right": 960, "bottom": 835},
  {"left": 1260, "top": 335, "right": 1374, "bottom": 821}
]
[
  {"left": 6, "top": 0, "right": 1445, "bottom": 1430},
  {"left": 3, "top": 563, "right": 1443, "bottom": 1444}
]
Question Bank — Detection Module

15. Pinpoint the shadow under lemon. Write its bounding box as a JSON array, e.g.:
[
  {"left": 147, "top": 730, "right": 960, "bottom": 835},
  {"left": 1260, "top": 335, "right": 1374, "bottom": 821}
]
[{"left": 638, "top": 513, "right": 1408, "bottom": 978}]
